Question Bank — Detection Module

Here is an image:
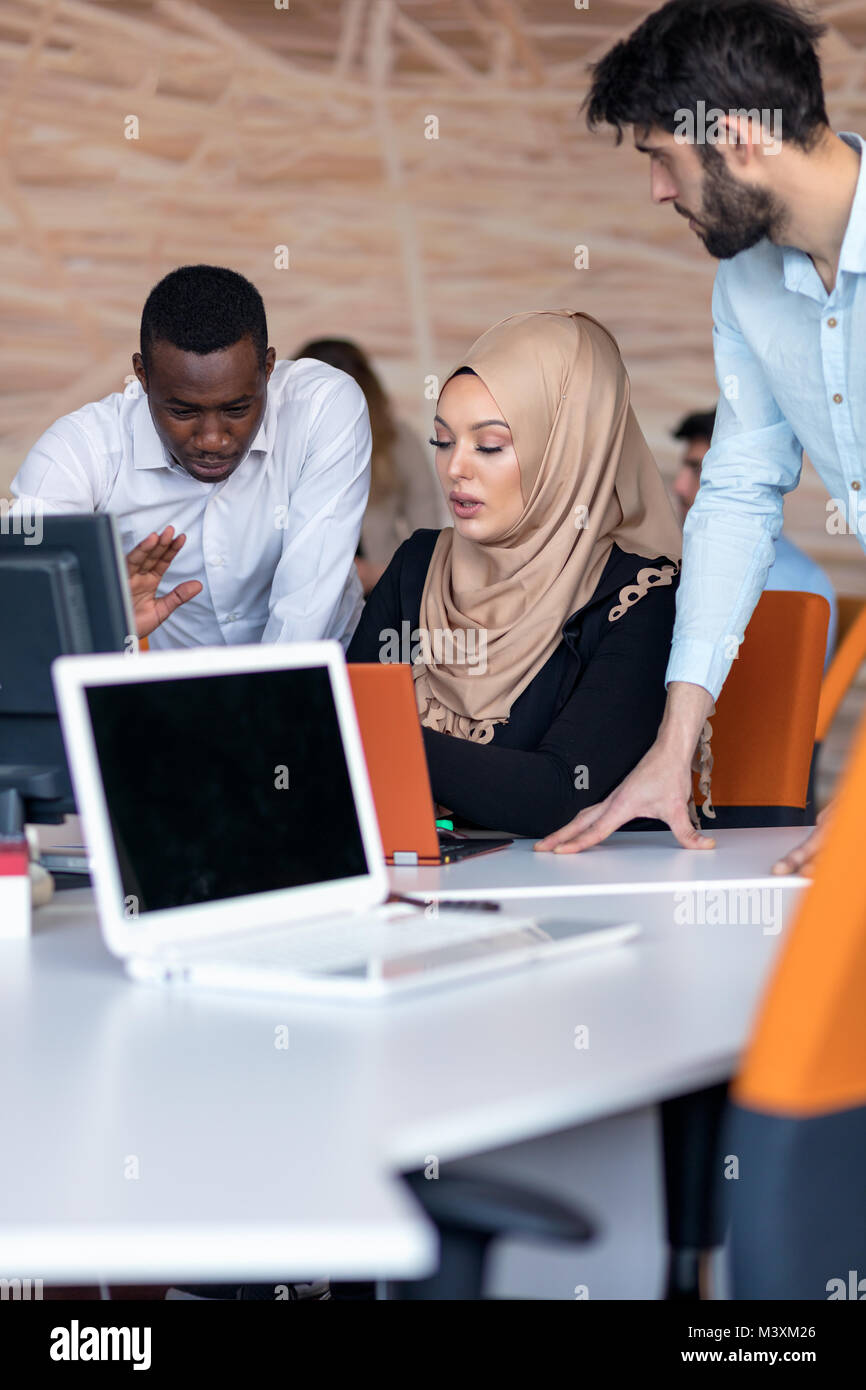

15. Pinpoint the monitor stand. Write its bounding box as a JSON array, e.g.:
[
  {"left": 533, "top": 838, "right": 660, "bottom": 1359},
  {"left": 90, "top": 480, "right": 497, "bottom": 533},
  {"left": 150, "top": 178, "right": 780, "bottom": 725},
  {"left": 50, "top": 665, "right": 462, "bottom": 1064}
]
[{"left": 0, "top": 765, "right": 64, "bottom": 836}]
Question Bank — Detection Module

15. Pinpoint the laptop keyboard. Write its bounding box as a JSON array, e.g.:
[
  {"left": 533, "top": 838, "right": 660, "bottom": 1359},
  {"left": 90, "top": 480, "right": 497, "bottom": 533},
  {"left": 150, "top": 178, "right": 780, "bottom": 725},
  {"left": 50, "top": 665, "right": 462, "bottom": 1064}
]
[{"left": 179, "top": 906, "right": 525, "bottom": 973}]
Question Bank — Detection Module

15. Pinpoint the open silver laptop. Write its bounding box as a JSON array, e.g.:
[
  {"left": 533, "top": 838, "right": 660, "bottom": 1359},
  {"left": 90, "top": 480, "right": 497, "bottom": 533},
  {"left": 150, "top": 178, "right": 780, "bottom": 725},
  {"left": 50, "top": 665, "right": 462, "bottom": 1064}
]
[{"left": 52, "top": 642, "right": 639, "bottom": 1000}]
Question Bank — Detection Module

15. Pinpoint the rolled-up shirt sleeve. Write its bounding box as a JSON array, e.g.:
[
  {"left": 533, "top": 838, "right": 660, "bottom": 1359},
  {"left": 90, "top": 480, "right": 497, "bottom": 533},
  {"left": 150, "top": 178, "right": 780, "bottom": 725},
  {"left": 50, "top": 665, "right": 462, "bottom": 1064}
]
[
  {"left": 665, "top": 263, "right": 805, "bottom": 700},
  {"left": 263, "top": 373, "right": 371, "bottom": 647}
]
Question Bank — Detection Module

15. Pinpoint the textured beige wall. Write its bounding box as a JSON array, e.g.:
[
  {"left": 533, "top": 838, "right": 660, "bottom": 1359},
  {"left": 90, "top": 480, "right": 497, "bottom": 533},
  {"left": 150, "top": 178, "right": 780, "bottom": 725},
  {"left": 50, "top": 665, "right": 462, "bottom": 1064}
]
[{"left": 2, "top": 0, "right": 864, "bottom": 797}]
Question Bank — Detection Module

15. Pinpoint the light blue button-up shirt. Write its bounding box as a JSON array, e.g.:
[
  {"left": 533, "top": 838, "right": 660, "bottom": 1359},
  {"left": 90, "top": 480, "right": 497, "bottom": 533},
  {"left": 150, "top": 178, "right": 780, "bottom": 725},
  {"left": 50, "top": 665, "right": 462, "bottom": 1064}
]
[
  {"left": 765, "top": 533, "right": 837, "bottom": 669},
  {"left": 666, "top": 131, "right": 866, "bottom": 698}
]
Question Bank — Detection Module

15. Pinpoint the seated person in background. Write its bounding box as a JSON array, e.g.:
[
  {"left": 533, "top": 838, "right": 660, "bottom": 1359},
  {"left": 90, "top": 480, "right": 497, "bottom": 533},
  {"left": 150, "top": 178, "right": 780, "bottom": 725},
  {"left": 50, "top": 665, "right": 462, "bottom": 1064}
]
[
  {"left": 11, "top": 265, "right": 371, "bottom": 648},
  {"left": 296, "top": 337, "right": 446, "bottom": 594},
  {"left": 347, "top": 309, "right": 684, "bottom": 839},
  {"left": 673, "top": 408, "right": 837, "bottom": 667}
]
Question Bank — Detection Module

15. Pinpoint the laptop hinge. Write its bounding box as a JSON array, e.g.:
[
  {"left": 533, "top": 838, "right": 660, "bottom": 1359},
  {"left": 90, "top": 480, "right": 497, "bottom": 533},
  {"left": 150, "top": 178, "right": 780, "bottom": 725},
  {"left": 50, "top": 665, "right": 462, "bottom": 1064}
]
[{"left": 392, "top": 851, "right": 419, "bottom": 866}]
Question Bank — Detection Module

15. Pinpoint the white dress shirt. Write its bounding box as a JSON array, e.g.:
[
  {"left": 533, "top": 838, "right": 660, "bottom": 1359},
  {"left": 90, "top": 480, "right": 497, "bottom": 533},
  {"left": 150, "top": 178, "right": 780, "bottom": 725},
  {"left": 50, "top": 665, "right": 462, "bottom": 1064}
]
[
  {"left": 11, "top": 358, "right": 371, "bottom": 650},
  {"left": 667, "top": 131, "right": 866, "bottom": 699}
]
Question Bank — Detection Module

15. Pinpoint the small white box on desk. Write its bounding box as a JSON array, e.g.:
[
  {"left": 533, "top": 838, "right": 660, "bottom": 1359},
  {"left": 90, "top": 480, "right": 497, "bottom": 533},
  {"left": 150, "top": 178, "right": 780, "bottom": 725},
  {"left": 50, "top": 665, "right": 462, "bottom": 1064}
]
[{"left": 0, "top": 839, "right": 31, "bottom": 938}]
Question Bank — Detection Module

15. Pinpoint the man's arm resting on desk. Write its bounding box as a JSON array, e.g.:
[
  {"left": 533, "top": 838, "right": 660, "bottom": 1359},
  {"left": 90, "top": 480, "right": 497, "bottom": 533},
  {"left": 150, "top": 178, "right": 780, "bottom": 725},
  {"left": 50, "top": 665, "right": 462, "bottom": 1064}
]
[
  {"left": 536, "top": 265, "right": 804, "bottom": 858},
  {"left": 536, "top": 675, "right": 833, "bottom": 875},
  {"left": 665, "top": 264, "right": 801, "bottom": 697},
  {"left": 535, "top": 681, "right": 716, "bottom": 854}
]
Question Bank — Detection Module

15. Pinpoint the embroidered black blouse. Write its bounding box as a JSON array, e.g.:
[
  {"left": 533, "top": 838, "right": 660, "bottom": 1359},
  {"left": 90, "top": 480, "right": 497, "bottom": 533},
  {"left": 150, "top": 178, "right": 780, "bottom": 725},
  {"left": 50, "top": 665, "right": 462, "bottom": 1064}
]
[{"left": 347, "top": 529, "right": 680, "bottom": 838}]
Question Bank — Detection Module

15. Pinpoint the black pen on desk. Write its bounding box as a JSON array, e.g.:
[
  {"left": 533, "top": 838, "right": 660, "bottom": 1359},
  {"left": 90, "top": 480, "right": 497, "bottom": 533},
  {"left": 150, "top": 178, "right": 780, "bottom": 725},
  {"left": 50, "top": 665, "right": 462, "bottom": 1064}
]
[{"left": 390, "top": 893, "right": 502, "bottom": 913}]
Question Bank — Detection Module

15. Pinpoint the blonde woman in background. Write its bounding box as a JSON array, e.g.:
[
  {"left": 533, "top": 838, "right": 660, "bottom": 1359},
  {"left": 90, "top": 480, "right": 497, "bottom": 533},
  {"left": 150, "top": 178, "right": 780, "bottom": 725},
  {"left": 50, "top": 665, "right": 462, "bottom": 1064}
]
[{"left": 296, "top": 338, "right": 446, "bottom": 593}]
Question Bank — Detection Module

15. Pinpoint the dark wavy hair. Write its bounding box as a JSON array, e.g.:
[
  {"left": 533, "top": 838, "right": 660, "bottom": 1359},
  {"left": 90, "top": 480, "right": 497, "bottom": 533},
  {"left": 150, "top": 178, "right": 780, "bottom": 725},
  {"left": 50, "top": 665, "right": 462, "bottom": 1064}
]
[{"left": 585, "top": 0, "right": 828, "bottom": 154}]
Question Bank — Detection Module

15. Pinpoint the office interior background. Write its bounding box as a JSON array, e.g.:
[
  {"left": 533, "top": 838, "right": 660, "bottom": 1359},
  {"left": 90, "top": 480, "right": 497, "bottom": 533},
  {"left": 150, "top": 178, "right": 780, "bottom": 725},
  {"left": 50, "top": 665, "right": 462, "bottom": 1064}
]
[{"left": 1, "top": 0, "right": 864, "bottom": 798}]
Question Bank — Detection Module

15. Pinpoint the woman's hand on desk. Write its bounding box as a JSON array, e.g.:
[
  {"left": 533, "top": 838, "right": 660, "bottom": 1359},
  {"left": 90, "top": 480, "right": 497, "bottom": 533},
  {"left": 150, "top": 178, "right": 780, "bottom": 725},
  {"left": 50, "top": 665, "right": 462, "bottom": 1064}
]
[
  {"left": 126, "top": 527, "right": 203, "bottom": 639},
  {"left": 771, "top": 801, "right": 833, "bottom": 878}
]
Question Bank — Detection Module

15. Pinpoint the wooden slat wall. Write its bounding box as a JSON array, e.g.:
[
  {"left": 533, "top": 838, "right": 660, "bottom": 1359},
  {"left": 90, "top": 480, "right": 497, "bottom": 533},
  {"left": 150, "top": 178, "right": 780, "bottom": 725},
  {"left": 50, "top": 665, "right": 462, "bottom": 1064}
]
[{"left": 1, "top": 0, "right": 864, "bottom": 801}]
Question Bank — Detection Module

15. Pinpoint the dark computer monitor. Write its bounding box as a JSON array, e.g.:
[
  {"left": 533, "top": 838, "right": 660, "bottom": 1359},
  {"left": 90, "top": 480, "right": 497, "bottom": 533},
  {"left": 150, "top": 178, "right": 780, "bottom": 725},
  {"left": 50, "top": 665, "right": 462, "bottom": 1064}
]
[{"left": 0, "top": 513, "right": 133, "bottom": 824}]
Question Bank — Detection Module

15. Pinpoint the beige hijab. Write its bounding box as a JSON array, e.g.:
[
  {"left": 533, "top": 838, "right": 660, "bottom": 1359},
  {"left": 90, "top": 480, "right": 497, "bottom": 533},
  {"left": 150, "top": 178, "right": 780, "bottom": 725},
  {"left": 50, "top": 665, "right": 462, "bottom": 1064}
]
[{"left": 413, "top": 310, "right": 683, "bottom": 742}]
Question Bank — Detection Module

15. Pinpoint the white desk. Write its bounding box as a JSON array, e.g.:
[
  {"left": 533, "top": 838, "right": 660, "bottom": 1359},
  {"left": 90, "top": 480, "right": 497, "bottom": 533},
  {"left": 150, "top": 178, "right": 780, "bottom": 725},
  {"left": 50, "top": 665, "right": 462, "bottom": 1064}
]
[
  {"left": 0, "top": 828, "right": 809, "bottom": 1284},
  {"left": 389, "top": 826, "right": 810, "bottom": 898},
  {"left": 0, "top": 903, "right": 434, "bottom": 1283}
]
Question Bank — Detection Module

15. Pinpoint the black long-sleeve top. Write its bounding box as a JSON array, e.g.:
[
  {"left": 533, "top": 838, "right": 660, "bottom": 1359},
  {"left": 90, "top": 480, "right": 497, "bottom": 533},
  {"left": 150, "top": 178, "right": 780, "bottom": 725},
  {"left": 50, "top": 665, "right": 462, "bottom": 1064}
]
[{"left": 347, "top": 529, "right": 679, "bottom": 838}]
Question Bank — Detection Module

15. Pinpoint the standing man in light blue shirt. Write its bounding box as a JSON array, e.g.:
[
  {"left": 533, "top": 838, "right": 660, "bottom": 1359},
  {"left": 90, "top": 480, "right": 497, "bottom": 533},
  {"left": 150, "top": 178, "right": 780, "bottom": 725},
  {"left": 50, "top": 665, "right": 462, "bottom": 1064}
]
[{"left": 538, "top": 0, "right": 862, "bottom": 874}]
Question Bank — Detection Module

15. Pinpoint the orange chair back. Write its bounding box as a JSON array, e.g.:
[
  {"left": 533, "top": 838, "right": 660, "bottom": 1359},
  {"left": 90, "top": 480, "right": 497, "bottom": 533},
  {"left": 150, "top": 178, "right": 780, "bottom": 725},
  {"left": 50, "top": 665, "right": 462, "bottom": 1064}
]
[
  {"left": 835, "top": 594, "right": 866, "bottom": 648},
  {"left": 815, "top": 600, "right": 866, "bottom": 743},
  {"left": 732, "top": 698, "right": 866, "bottom": 1117},
  {"left": 692, "top": 590, "right": 828, "bottom": 809}
]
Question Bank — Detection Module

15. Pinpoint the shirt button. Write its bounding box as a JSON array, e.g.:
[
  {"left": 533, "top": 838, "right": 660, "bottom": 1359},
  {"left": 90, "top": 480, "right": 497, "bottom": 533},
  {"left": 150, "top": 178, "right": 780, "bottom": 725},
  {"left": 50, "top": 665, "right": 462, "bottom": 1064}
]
[
  {"left": 827, "top": 317, "right": 838, "bottom": 327},
  {"left": 852, "top": 481, "right": 862, "bottom": 492},
  {"left": 211, "top": 556, "right": 224, "bottom": 567},
  {"left": 833, "top": 393, "right": 843, "bottom": 403}
]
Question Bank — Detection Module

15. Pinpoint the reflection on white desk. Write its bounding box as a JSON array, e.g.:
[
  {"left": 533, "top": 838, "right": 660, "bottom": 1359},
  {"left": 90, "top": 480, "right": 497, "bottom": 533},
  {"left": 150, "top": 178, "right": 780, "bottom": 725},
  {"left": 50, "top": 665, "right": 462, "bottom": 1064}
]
[
  {"left": 0, "top": 835, "right": 810, "bottom": 1285},
  {"left": 388, "top": 827, "right": 811, "bottom": 899},
  {"left": 0, "top": 900, "right": 435, "bottom": 1285}
]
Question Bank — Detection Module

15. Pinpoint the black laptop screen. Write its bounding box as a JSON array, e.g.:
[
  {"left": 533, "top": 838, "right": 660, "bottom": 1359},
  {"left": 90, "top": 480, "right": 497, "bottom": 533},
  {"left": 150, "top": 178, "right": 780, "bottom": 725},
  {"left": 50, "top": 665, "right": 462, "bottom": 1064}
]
[{"left": 84, "top": 666, "right": 370, "bottom": 914}]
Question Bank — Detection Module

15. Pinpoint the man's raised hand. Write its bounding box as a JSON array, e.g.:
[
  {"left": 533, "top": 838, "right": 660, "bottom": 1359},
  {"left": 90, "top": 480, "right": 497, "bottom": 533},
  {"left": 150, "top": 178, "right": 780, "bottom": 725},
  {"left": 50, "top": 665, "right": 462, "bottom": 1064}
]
[{"left": 125, "top": 526, "right": 203, "bottom": 639}]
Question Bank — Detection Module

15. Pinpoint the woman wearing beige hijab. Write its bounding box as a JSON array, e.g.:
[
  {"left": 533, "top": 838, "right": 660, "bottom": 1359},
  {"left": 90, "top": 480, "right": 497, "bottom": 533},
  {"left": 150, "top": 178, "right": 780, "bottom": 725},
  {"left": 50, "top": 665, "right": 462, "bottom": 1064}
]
[{"left": 347, "top": 310, "right": 683, "bottom": 837}]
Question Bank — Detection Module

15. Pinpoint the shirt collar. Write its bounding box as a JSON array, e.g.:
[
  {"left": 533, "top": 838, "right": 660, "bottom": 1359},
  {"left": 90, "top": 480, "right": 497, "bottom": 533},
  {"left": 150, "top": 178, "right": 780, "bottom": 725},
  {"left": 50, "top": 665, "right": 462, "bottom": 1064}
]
[
  {"left": 247, "top": 393, "right": 274, "bottom": 456},
  {"left": 130, "top": 379, "right": 276, "bottom": 471},
  {"left": 837, "top": 131, "right": 866, "bottom": 275},
  {"left": 131, "top": 388, "right": 171, "bottom": 470},
  {"left": 782, "top": 131, "right": 866, "bottom": 293}
]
